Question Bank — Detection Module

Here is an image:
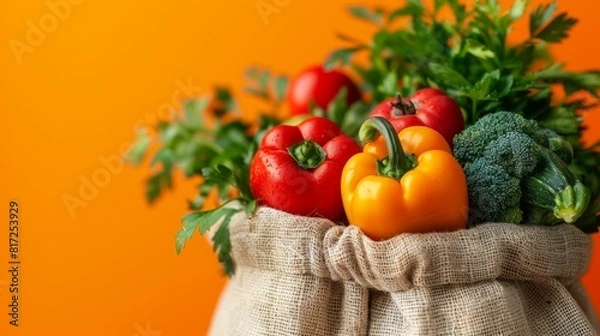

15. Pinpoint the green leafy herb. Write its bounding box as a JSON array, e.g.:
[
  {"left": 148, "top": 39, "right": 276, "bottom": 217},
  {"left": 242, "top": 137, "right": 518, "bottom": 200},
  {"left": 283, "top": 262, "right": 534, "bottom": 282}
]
[
  {"left": 530, "top": 1, "right": 557, "bottom": 35},
  {"left": 183, "top": 98, "right": 209, "bottom": 127},
  {"left": 176, "top": 204, "right": 240, "bottom": 276},
  {"left": 146, "top": 171, "right": 172, "bottom": 204},
  {"left": 339, "top": 101, "right": 373, "bottom": 138},
  {"left": 127, "top": 85, "right": 277, "bottom": 275},
  {"left": 348, "top": 6, "right": 384, "bottom": 25},
  {"left": 214, "top": 86, "right": 238, "bottom": 116},
  {"left": 534, "top": 13, "right": 578, "bottom": 42},
  {"left": 244, "top": 67, "right": 290, "bottom": 111},
  {"left": 306, "top": 87, "right": 373, "bottom": 140},
  {"left": 324, "top": 47, "right": 364, "bottom": 70},
  {"left": 378, "top": 72, "right": 398, "bottom": 97},
  {"left": 126, "top": 128, "right": 151, "bottom": 165},
  {"left": 326, "top": 88, "right": 348, "bottom": 126}
]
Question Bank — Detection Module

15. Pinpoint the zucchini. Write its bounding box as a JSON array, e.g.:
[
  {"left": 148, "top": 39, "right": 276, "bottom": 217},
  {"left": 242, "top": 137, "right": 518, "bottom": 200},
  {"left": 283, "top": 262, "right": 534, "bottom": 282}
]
[{"left": 522, "top": 147, "right": 590, "bottom": 224}]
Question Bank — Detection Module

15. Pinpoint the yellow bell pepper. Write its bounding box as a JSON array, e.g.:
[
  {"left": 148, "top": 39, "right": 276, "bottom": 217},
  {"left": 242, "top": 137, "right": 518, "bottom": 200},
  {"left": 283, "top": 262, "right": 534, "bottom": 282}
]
[{"left": 341, "top": 117, "right": 469, "bottom": 240}]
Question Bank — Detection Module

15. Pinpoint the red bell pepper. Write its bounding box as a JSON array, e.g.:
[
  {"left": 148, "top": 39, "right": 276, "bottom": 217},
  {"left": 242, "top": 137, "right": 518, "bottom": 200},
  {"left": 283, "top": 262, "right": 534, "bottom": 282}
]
[
  {"left": 250, "top": 117, "right": 361, "bottom": 221},
  {"left": 369, "top": 88, "right": 464, "bottom": 147}
]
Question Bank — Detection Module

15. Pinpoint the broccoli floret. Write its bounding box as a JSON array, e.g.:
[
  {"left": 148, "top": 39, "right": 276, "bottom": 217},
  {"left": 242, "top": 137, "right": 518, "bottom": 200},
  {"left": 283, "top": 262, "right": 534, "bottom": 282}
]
[
  {"left": 453, "top": 111, "right": 537, "bottom": 164},
  {"left": 483, "top": 132, "right": 540, "bottom": 178},
  {"left": 453, "top": 111, "right": 590, "bottom": 225},
  {"left": 464, "top": 159, "right": 523, "bottom": 224}
]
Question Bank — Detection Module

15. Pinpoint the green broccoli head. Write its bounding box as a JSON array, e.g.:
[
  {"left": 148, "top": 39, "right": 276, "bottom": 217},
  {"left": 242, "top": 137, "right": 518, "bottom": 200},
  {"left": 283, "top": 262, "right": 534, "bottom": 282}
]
[
  {"left": 452, "top": 112, "right": 540, "bottom": 224},
  {"left": 453, "top": 111, "right": 589, "bottom": 226},
  {"left": 483, "top": 132, "right": 540, "bottom": 178},
  {"left": 462, "top": 132, "right": 539, "bottom": 224},
  {"left": 453, "top": 111, "right": 538, "bottom": 164},
  {"left": 452, "top": 112, "right": 542, "bottom": 224},
  {"left": 463, "top": 158, "right": 523, "bottom": 224}
]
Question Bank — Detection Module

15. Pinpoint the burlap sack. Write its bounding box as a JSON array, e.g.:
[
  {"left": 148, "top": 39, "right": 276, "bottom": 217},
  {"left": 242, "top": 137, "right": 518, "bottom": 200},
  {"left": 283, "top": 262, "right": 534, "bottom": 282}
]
[{"left": 208, "top": 207, "right": 599, "bottom": 336}]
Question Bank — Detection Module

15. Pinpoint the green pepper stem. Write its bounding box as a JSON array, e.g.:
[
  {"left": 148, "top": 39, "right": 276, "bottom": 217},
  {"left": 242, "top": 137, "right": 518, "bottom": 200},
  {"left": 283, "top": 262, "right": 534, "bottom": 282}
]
[
  {"left": 359, "top": 116, "right": 411, "bottom": 179},
  {"left": 288, "top": 140, "right": 327, "bottom": 169}
]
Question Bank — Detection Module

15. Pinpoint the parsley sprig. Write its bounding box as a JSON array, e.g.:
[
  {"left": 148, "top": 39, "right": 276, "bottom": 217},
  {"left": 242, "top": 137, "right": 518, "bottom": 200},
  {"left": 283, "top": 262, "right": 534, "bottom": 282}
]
[{"left": 128, "top": 82, "right": 279, "bottom": 276}]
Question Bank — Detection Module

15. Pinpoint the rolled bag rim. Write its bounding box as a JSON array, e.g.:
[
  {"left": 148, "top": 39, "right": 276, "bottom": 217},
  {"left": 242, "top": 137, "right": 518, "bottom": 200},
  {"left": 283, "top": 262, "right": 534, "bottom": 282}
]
[{"left": 228, "top": 206, "right": 593, "bottom": 293}]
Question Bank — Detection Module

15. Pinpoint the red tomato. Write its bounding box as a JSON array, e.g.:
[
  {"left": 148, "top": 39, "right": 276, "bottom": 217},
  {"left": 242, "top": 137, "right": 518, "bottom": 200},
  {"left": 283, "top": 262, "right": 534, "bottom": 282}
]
[
  {"left": 287, "top": 65, "right": 361, "bottom": 115},
  {"left": 369, "top": 88, "right": 464, "bottom": 147}
]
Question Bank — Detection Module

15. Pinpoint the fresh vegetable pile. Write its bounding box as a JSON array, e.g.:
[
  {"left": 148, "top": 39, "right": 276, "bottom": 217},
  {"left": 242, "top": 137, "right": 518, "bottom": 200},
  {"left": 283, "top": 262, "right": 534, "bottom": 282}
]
[{"left": 128, "top": 0, "right": 600, "bottom": 276}]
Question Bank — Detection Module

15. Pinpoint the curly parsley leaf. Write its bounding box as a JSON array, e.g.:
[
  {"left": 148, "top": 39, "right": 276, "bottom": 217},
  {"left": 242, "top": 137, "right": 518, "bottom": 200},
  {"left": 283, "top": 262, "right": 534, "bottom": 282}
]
[
  {"left": 215, "top": 86, "right": 238, "bottom": 113},
  {"left": 245, "top": 67, "right": 290, "bottom": 110},
  {"left": 510, "top": 0, "right": 528, "bottom": 21},
  {"left": 175, "top": 205, "right": 241, "bottom": 276},
  {"left": 530, "top": 1, "right": 558, "bottom": 36},
  {"left": 146, "top": 171, "right": 172, "bottom": 204},
  {"left": 274, "top": 75, "right": 289, "bottom": 102},
  {"left": 128, "top": 83, "right": 276, "bottom": 275},
  {"left": 378, "top": 72, "right": 398, "bottom": 97},
  {"left": 176, "top": 212, "right": 207, "bottom": 254},
  {"left": 125, "top": 129, "right": 151, "bottom": 165},
  {"left": 427, "top": 63, "right": 470, "bottom": 88},
  {"left": 534, "top": 13, "right": 578, "bottom": 43},
  {"left": 348, "top": 6, "right": 384, "bottom": 25},
  {"left": 324, "top": 47, "right": 364, "bottom": 70},
  {"left": 326, "top": 88, "right": 348, "bottom": 126},
  {"left": 183, "top": 98, "right": 209, "bottom": 128}
]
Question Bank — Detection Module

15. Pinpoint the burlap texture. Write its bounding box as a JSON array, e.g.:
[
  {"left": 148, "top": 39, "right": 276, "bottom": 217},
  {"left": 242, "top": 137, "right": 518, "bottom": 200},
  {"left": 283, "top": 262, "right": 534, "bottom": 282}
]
[{"left": 208, "top": 207, "right": 599, "bottom": 336}]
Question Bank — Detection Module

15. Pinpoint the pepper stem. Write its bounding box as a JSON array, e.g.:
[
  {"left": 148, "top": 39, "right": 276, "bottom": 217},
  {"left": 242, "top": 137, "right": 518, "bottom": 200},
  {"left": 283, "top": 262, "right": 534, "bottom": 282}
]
[
  {"left": 288, "top": 140, "right": 327, "bottom": 169},
  {"left": 359, "top": 116, "right": 411, "bottom": 179}
]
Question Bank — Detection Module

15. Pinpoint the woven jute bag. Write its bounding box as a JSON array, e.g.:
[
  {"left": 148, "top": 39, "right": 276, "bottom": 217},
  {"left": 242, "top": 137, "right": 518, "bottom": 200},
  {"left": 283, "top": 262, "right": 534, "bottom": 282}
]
[{"left": 208, "top": 206, "right": 599, "bottom": 336}]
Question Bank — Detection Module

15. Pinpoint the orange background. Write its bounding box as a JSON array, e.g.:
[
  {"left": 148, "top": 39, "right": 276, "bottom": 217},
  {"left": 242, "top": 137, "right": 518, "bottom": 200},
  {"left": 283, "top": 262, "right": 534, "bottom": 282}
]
[{"left": 0, "top": 0, "right": 598, "bottom": 335}]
